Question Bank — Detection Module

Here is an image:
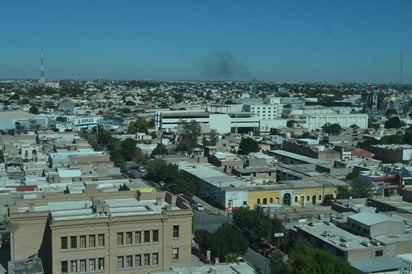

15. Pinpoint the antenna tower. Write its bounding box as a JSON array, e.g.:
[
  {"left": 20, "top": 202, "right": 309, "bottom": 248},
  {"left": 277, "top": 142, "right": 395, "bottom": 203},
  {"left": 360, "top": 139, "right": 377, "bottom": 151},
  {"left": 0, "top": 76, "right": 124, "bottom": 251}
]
[
  {"left": 39, "top": 48, "right": 45, "bottom": 84},
  {"left": 400, "top": 46, "right": 404, "bottom": 84}
]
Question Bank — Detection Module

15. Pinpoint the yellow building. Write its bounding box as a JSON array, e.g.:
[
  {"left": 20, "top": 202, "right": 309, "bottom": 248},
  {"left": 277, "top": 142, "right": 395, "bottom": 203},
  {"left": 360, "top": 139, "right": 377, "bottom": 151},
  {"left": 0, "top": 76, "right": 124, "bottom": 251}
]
[{"left": 247, "top": 178, "right": 342, "bottom": 209}]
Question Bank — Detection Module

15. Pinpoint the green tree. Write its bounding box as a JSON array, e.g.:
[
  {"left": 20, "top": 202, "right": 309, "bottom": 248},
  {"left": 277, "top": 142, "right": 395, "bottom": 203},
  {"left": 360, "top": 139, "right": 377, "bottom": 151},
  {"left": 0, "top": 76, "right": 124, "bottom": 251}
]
[
  {"left": 350, "top": 178, "right": 373, "bottom": 198},
  {"left": 128, "top": 118, "right": 154, "bottom": 134},
  {"left": 177, "top": 120, "right": 201, "bottom": 153},
  {"left": 274, "top": 238, "right": 355, "bottom": 274},
  {"left": 146, "top": 159, "right": 196, "bottom": 195},
  {"left": 385, "top": 108, "right": 398, "bottom": 116},
  {"left": 29, "top": 106, "right": 40, "bottom": 114},
  {"left": 384, "top": 116, "right": 405, "bottom": 129},
  {"left": 120, "top": 138, "right": 138, "bottom": 161},
  {"left": 202, "top": 129, "right": 219, "bottom": 146},
  {"left": 322, "top": 123, "right": 342, "bottom": 134},
  {"left": 195, "top": 224, "right": 248, "bottom": 262},
  {"left": 238, "top": 137, "right": 260, "bottom": 155},
  {"left": 404, "top": 126, "right": 412, "bottom": 144},
  {"left": 0, "top": 149, "right": 4, "bottom": 163},
  {"left": 150, "top": 144, "right": 168, "bottom": 158}
]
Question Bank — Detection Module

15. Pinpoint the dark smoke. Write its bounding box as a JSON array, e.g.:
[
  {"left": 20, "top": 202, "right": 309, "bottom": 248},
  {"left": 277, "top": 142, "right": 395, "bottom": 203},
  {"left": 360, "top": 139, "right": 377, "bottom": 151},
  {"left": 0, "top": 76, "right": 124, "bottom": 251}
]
[{"left": 202, "top": 49, "right": 252, "bottom": 81}]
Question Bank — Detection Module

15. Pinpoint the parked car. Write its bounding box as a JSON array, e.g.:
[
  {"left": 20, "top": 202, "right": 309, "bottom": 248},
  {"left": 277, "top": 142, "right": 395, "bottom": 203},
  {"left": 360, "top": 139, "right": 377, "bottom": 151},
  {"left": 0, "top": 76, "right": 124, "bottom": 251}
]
[{"left": 195, "top": 203, "right": 204, "bottom": 211}]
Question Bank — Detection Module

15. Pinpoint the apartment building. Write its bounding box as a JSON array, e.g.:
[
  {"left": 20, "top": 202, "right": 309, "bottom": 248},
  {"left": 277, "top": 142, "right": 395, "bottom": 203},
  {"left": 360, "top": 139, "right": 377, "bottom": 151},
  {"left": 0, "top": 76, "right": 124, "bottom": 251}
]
[{"left": 8, "top": 187, "right": 193, "bottom": 274}]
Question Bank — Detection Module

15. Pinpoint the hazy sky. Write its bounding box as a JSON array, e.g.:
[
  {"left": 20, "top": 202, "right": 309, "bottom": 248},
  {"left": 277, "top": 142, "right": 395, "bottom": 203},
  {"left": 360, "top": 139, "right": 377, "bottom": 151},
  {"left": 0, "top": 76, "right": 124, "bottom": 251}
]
[{"left": 1, "top": 0, "right": 412, "bottom": 83}]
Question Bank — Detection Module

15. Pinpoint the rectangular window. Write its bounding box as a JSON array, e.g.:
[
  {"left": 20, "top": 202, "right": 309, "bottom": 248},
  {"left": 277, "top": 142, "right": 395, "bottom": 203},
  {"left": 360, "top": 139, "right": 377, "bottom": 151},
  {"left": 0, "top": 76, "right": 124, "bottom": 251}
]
[
  {"left": 71, "top": 260, "right": 77, "bottom": 272},
  {"left": 152, "top": 230, "right": 159, "bottom": 242},
  {"left": 126, "top": 255, "right": 133, "bottom": 268},
  {"left": 144, "top": 254, "right": 150, "bottom": 265},
  {"left": 117, "top": 256, "right": 124, "bottom": 269},
  {"left": 98, "top": 234, "right": 105, "bottom": 247},
  {"left": 70, "top": 236, "right": 77, "bottom": 249},
  {"left": 61, "top": 261, "right": 68, "bottom": 273},
  {"left": 172, "top": 247, "right": 179, "bottom": 260},
  {"left": 98, "top": 258, "right": 105, "bottom": 270},
  {"left": 117, "top": 233, "right": 124, "bottom": 245},
  {"left": 152, "top": 253, "right": 159, "bottom": 265},
  {"left": 126, "top": 232, "right": 132, "bottom": 245},
  {"left": 135, "top": 231, "right": 141, "bottom": 244},
  {"left": 319, "top": 195, "right": 322, "bottom": 201},
  {"left": 80, "top": 235, "right": 86, "bottom": 248},
  {"left": 135, "top": 255, "right": 141, "bottom": 267},
  {"left": 173, "top": 225, "right": 179, "bottom": 238},
  {"left": 89, "top": 259, "right": 96, "bottom": 271},
  {"left": 79, "top": 259, "right": 86, "bottom": 272},
  {"left": 375, "top": 250, "right": 383, "bottom": 257},
  {"left": 61, "top": 237, "right": 68, "bottom": 250},
  {"left": 89, "top": 235, "right": 95, "bottom": 248},
  {"left": 144, "top": 230, "right": 150, "bottom": 243}
]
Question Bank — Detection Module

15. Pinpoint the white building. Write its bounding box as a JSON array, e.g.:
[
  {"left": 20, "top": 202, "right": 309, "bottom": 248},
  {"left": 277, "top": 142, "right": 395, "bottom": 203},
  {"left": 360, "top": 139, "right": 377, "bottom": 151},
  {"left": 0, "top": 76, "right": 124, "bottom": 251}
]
[
  {"left": 305, "top": 113, "right": 368, "bottom": 130},
  {"left": 243, "top": 103, "right": 283, "bottom": 119}
]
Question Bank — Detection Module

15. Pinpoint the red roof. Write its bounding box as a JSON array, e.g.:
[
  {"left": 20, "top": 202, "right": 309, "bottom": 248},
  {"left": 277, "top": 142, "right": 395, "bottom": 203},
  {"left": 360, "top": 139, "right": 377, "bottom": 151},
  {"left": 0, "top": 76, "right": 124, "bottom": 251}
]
[{"left": 352, "top": 148, "right": 374, "bottom": 159}]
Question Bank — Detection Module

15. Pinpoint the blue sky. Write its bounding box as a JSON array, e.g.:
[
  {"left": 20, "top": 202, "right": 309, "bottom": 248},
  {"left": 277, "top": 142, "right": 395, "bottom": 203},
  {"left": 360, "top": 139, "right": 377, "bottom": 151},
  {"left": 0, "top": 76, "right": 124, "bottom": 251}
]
[{"left": 1, "top": 0, "right": 412, "bottom": 83}]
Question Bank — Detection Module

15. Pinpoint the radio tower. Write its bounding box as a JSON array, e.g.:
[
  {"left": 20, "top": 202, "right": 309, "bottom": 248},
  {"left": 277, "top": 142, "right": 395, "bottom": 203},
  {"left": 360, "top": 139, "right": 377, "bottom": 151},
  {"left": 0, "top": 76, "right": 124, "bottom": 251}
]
[{"left": 39, "top": 48, "right": 45, "bottom": 84}]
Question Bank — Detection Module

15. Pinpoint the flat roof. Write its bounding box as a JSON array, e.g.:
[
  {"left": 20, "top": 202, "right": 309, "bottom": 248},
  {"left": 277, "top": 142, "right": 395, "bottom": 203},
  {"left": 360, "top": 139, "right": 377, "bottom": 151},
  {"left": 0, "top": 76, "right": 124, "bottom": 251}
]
[
  {"left": 17, "top": 197, "right": 178, "bottom": 221},
  {"left": 348, "top": 212, "right": 403, "bottom": 226},
  {"left": 268, "top": 150, "right": 329, "bottom": 165},
  {"left": 351, "top": 257, "right": 412, "bottom": 273},
  {"left": 153, "top": 263, "right": 257, "bottom": 274}
]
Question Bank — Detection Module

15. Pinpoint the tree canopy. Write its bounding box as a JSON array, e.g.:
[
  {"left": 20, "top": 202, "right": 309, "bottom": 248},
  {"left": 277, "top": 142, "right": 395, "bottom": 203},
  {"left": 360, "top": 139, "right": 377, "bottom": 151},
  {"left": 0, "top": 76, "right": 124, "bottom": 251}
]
[
  {"left": 384, "top": 116, "right": 405, "bottom": 129},
  {"left": 176, "top": 120, "right": 201, "bottom": 153},
  {"left": 271, "top": 238, "right": 355, "bottom": 274},
  {"left": 233, "top": 207, "right": 283, "bottom": 241},
  {"left": 194, "top": 224, "right": 248, "bottom": 262},
  {"left": 145, "top": 159, "right": 196, "bottom": 195},
  {"left": 238, "top": 137, "right": 260, "bottom": 155},
  {"left": 322, "top": 123, "right": 342, "bottom": 135}
]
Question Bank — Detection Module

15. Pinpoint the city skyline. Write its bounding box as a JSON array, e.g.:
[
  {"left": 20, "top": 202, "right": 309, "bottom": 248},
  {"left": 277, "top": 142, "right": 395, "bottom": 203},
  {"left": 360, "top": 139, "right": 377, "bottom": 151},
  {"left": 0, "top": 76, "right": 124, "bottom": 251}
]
[{"left": 1, "top": 0, "right": 412, "bottom": 83}]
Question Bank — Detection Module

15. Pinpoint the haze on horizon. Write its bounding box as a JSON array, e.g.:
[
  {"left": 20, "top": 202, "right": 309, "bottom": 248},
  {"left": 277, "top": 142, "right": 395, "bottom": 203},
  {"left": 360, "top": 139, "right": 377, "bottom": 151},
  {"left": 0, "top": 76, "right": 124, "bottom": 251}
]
[{"left": 1, "top": 0, "right": 411, "bottom": 84}]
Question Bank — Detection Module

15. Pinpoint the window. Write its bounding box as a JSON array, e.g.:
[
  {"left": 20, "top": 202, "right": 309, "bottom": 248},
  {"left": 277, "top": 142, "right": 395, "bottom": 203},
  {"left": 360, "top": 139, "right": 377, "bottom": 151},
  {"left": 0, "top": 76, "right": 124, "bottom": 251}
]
[
  {"left": 117, "top": 233, "right": 124, "bottom": 245},
  {"left": 152, "top": 230, "right": 159, "bottom": 242},
  {"left": 375, "top": 250, "right": 383, "bottom": 257},
  {"left": 89, "top": 235, "right": 95, "bottom": 247},
  {"left": 126, "top": 255, "right": 133, "bottom": 268},
  {"left": 319, "top": 195, "right": 322, "bottom": 201},
  {"left": 79, "top": 259, "right": 86, "bottom": 272},
  {"left": 152, "top": 253, "right": 159, "bottom": 265},
  {"left": 135, "top": 255, "right": 141, "bottom": 267},
  {"left": 71, "top": 260, "right": 77, "bottom": 272},
  {"left": 172, "top": 247, "right": 179, "bottom": 260},
  {"left": 61, "top": 261, "right": 68, "bottom": 273},
  {"left": 98, "top": 234, "right": 105, "bottom": 247},
  {"left": 257, "top": 198, "right": 261, "bottom": 204},
  {"left": 263, "top": 198, "right": 267, "bottom": 205},
  {"left": 144, "top": 230, "right": 150, "bottom": 243},
  {"left": 117, "top": 256, "right": 124, "bottom": 269},
  {"left": 80, "top": 235, "right": 86, "bottom": 248},
  {"left": 306, "top": 196, "right": 310, "bottom": 201},
  {"left": 135, "top": 231, "right": 141, "bottom": 244},
  {"left": 89, "top": 259, "right": 95, "bottom": 271},
  {"left": 173, "top": 225, "right": 179, "bottom": 238},
  {"left": 98, "top": 258, "right": 105, "bottom": 270},
  {"left": 295, "top": 196, "right": 298, "bottom": 202},
  {"left": 144, "top": 254, "right": 150, "bottom": 265},
  {"left": 70, "top": 236, "right": 77, "bottom": 249},
  {"left": 125, "top": 232, "right": 132, "bottom": 245},
  {"left": 61, "top": 237, "right": 68, "bottom": 250},
  {"left": 269, "top": 198, "right": 273, "bottom": 204}
]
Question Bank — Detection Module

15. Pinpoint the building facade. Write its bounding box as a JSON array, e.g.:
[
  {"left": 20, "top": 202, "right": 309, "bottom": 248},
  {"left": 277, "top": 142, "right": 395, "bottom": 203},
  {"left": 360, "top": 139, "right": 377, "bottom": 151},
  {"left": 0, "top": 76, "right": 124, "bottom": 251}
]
[{"left": 8, "top": 189, "right": 192, "bottom": 274}]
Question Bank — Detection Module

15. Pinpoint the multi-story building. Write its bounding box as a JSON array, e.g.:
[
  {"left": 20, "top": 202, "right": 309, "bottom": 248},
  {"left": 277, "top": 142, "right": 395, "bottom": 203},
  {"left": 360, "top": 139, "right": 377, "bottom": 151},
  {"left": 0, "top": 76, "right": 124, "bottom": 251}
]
[
  {"left": 242, "top": 103, "right": 283, "bottom": 120},
  {"left": 8, "top": 186, "right": 193, "bottom": 274}
]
